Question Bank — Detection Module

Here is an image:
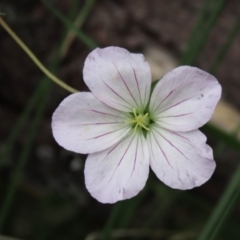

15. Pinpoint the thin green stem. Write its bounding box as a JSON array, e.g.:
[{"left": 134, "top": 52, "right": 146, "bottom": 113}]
[
  {"left": 100, "top": 203, "right": 123, "bottom": 240},
  {"left": 197, "top": 164, "right": 240, "bottom": 240},
  {"left": 0, "top": 0, "right": 92, "bottom": 168},
  {"left": 0, "top": 17, "right": 78, "bottom": 93},
  {"left": 197, "top": 12, "right": 240, "bottom": 239},
  {"left": 100, "top": 190, "right": 148, "bottom": 240},
  {"left": 117, "top": 188, "right": 148, "bottom": 229},
  {"left": 209, "top": 188, "right": 240, "bottom": 240},
  {"left": 0, "top": 0, "right": 95, "bottom": 231}
]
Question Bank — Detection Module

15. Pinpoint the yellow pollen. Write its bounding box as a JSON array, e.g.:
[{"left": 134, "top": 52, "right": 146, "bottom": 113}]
[{"left": 126, "top": 108, "right": 150, "bottom": 133}]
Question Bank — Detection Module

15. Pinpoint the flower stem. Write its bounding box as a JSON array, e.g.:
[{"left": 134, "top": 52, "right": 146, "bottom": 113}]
[{"left": 0, "top": 16, "right": 78, "bottom": 93}]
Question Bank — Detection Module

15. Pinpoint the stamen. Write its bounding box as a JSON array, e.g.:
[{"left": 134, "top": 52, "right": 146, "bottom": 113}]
[
  {"left": 133, "top": 123, "right": 138, "bottom": 133},
  {"left": 133, "top": 108, "right": 138, "bottom": 118},
  {"left": 125, "top": 108, "right": 150, "bottom": 133},
  {"left": 138, "top": 122, "right": 149, "bottom": 131}
]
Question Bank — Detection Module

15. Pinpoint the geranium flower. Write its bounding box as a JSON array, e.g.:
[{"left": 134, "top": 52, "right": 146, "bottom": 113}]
[{"left": 52, "top": 47, "right": 221, "bottom": 204}]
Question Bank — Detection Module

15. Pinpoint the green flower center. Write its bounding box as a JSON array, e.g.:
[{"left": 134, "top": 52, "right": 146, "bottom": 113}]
[{"left": 126, "top": 108, "right": 150, "bottom": 133}]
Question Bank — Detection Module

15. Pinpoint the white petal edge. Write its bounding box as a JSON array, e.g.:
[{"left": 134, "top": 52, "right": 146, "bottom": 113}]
[
  {"left": 147, "top": 125, "right": 216, "bottom": 190},
  {"left": 84, "top": 132, "right": 149, "bottom": 203},
  {"left": 52, "top": 92, "right": 131, "bottom": 154},
  {"left": 150, "top": 66, "right": 222, "bottom": 131},
  {"left": 83, "top": 46, "right": 152, "bottom": 112}
]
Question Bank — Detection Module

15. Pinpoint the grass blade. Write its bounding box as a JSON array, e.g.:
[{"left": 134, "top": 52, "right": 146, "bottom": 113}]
[
  {"left": 0, "top": 0, "right": 96, "bottom": 168},
  {"left": 0, "top": 0, "right": 96, "bottom": 232},
  {"left": 41, "top": 0, "right": 97, "bottom": 50},
  {"left": 60, "top": 0, "right": 96, "bottom": 56},
  {"left": 181, "top": 0, "right": 227, "bottom": 65},
  {"left": 0, "top": 80, "right": 52, "bottom": 233},
  {"left": 197, "top": 164, "right": 240, "bottom": 240},
  {"left": 180, "top": 0, "right": 212, "bottom": 64}
]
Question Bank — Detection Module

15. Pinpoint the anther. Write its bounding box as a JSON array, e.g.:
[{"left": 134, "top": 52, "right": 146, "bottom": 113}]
[{"left": 126, "top": 108, "right": 150, "bottom": 133}]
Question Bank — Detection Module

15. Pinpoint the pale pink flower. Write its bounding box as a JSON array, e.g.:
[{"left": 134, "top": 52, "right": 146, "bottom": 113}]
[{"left": 52, "top": 47, "right": 221, "bottom": 203}]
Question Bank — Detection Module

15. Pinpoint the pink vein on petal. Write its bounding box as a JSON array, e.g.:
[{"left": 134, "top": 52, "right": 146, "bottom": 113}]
[
  {"left": 85, "top": 126, "right": 128, "bottom": 140},
  {"left": 70, "top": 122, "right": 125, "bottom": 126},
  {"left": 152, "top": 84, "right": 182, "bottom": 112},
  {"left": 154, "top": 128, "right": 191, "bottom": 161},
  {"left": 152, "top": 131, "right": 174, "bottom": 169},
  {"left": 108, "top": 135, "right": 135, "bottom": 183},
  {"left": 167, "top": 130, "right": 203, "bottom": 150},
  {"left": 130, "top": 134, "right": 139, "bottom": 178},
  {"left": 105, "top": 98, "right": 131, "bottom": 109},
  {"left": 129, "top": 63, "right": 142, "bottom": 107},
  {"left": 157, "top": 96, "right": 193, "bottom": 114},
  {"left": 100, "top": 137, "right": 128, "bottom": 165},
  {"left": 86, "top": 110, "right": 125, "bottom": 119},
  {"left": 166, "top": 130, "right": 191, "bottom": 141},
  {"left": 155, "top": 121, "right": 185, "bottom": 126},
  {"left": 144, "top": 84, "right": 148, "bottom": 109},
  {"left": 112, "top": 62, "right": 139, "bottom": 107},
  {"left": 100, "top": 77, "right": 131, "bottom": 107},
  {"left": 166, "top": 130, "right": 193, "bottom": 142},
  {"left": 158, "top": 112, "right": 194, "bottom": 118}
]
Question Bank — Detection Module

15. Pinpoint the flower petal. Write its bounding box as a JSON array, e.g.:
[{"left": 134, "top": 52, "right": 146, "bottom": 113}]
[
  {"left": 83, "top": 47, "right": 152, "bottom": 112},
  {"left": 147, "top": 125, "right": 216, "bottom": 190},
  {"left": 52, "top": 92, "right": 130, "bottom": 154},
  {"left": 84, "top": 132, "right": 149, "bottom": 203},
  {"left": 150, "top": 66, "right": 221, "bottom": 131}
]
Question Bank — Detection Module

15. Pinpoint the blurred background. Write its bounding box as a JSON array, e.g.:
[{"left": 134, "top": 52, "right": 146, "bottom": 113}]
[{"left": 0, "top": 0, "right": 240, "bottom": 239}]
